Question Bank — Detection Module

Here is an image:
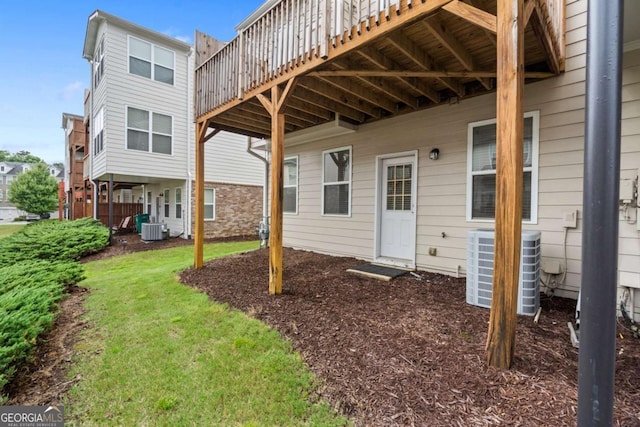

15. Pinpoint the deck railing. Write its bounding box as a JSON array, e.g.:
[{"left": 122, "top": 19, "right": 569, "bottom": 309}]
[
  {"left": 195, "top": 0, "right": 565, "bottom": 118},
  {"left": 196, "top": 0, "right": 411, "bottom": 117}
]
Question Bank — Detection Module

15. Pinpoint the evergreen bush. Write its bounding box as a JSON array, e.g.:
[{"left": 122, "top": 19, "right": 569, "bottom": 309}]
[{"left": 0, "top": 219, "right": 109, "bottom": 399}]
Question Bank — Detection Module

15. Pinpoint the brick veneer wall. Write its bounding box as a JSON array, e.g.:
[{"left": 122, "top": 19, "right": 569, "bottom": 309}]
[{"left": 191, "top": 181, "right": 263, "bottom": 238}]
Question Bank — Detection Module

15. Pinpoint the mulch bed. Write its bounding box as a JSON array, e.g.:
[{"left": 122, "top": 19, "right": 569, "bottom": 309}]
[
  {"left": 4, "top": 240, "right": 640, "bottom": 426},
  {"left": 180, "top": 247, "right": 640, "bottom": 426}
]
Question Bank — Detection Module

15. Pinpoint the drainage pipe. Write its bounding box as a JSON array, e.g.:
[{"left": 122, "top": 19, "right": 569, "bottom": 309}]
[
  {"left": 577, "top": 0, "right": 623, "bottom": 424},
  {"left": 246, "top": 137, "right": 270, "bottom": 221}
]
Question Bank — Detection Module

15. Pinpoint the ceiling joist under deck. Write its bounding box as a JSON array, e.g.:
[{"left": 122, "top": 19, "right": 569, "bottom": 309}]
[{"left": 196, "top": 0, "right": 565, "bottom": 140}]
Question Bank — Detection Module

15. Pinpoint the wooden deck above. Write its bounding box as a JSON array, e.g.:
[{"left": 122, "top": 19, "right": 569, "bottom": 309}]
[{"left": 195, "top": 0, "right": 565, "bottom": 138}]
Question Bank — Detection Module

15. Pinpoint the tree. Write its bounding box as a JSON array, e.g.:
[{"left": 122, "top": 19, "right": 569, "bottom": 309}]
[
  {"left": 10, "top": 150, "right": 43, "bottom": 164},
  {"left": 0, "top": 150, "right": 44, "bottom": 164},
  {"left": 8, "top": 163, "right": 59, "bottom": 215}
]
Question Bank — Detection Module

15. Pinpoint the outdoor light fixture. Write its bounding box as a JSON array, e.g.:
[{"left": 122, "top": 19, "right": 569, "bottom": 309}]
[{"left": 429, "top": 148, "right": 440, "bottom": 161}]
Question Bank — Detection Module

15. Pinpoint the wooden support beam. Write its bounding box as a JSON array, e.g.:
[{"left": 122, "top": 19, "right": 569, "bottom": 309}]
[
  {"left": 523, "top": 0, "right": 535, "bottom": 27},
  {"left": 309, "top": 70, "right": 553, "bottom": 79},
  {"left": 299, "top": 78, "right": 382, "bottom": 118},
  {"left": 332, "top": 60, "right": 418, "bottom": 109},
  {"left": 528, "top": 0, "right": 562, "bottom": 74},
  {"left": 465, "top": 0, "right": 498, "bottom": 48},
  {"left": 357, "top": 46, "right": 441, "bottom": 103},
  {"left": 291, "top": 86, "right": 366, "bottom": 123},
  {"left": 388, "top": 32, "right": 464, "bottom": 96},
  {"left": 422, "top": 18, "right": 492, "bottom": 90},
  {"left": 314, "top": 74, "right": 399, "bottom": 114},
  {"left": 258, "top": 79, "right": 297, "bottom": 295},
  {"left": 194, "top": 120, "right": 217, "bottom": 269},
  {"left": 443, "top": 0, "right": 497, "bottom": 34},
  {"left": 486, "top": 0, "right": 524, "bottom": 370}
]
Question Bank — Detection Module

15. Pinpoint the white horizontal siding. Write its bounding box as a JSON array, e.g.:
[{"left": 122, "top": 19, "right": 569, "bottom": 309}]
[
  {"left": 197, "top": 131, "right": 265, "bottom": 186},
  {"left": 100, "top": 24, "right": 191, "bottom": 180},
  {"left": 284, "top": 0, "right": 640, "bottom": 314},
  {"left": 91, "top": 22, "right": 109, "bottom": 178}
]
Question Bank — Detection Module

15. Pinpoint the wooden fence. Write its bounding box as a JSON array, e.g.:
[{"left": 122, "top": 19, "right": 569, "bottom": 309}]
[{"left": 97, "top": 203, "right": 143, "bottom": 229}]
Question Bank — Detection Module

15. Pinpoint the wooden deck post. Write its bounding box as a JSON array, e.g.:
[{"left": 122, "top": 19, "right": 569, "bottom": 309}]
[
  {"left": 486, "top": 0, "right": 524, "bottom": 369},
  {"left": 194, "top": 120, "right": 210, "bottom": 269},
  {"left": 257, "top": 79, "right": 297, "bottom": 295},
  {"left": 194, "top": 122, "right": 221, "bottom": 269}
]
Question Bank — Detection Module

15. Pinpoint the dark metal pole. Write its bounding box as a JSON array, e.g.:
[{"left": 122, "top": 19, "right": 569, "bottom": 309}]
[
  {"left": 577, "top": 0, "right": 624, "bottom": 425},
  {"left": 108, "top": 174, "right": 114, "bottom": 246}
]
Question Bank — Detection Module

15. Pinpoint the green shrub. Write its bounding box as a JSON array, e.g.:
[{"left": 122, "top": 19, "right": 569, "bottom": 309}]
[
  {"left": 0, "top": 218, "right": 109, "bottom": 265},
  {"left": 0, "top": 219, "right": 108, "bottom": 398},
  {"left": 0, "top": 261, "right": 84, "bottom": 392}
]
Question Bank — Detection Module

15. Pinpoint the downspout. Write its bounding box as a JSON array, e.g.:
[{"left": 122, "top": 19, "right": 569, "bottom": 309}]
[
  {"left": 87, "top": 59, "right": 98, "bottom": 219},
  {"left": 246, "top": 137, "right": 270, "bottom": 221},
  {"left": 185, "top": 46, "right": 194, "bottom": 239}
]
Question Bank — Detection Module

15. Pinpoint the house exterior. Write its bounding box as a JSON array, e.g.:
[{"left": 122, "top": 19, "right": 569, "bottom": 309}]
[
  {"left": 0, "top": 161, "right": 64, "bottom": 222},
  {"left": 192, "top": 0, "right": 639, "bottom": 317},
  {"left": 81, "top": 10, "right": 264, "bottom": 238}
]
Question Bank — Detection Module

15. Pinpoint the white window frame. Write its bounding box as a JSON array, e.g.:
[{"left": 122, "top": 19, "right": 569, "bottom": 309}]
[
  {"left": 284, "top": 156, "right": 299, "bottom": 215},
  {"left": 146, "top": 191, "right": 152, "bottom": 216},
  {"left": 125, "top": 106, "right": 173, "bottom": 155},
  {"left": 127, "top": 35, "right": 175, "bottom": 85},
  {"left": 94, "top": 36, "right": 105, "bottom": 88},
  {"left": 321, "top": 146, "right": 352, "bottom": 217},
  {"left": 163, "top": 189, "right": 170, "bottom": 218},
  {"left": 175, "top": 187, "right": 182, "bottom": 219},
  {"left": 466, "top": 110, "right": 539, "bottom": 224},
  {"left": 204, "top": 188, "right": 216, "bottom": 221},
  {"left": 93, "top": 107, "right": 104, "bottom": 155}
]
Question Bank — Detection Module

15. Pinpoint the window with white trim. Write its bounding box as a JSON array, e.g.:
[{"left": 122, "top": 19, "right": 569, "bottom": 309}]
[
  {"left": 93, "top": 108, "right": 104, "bottom": 155},
  {"left": 322, "top": 146, "right": 351, "bottom": 216},
  {"left": 175, "top": 188, "right": 182, "bottom": 219},
  {"left": 146, "top": 191, "right": 152, "bottom": 215},
  {"left": 467, "top": 111, "right": 539, "bottom": 222},
  {"left": 284, "top": 156, "right": 298, "bottom": 214},
  {"left": 204, "top": 188, "right": 215, "bottom": 220},
  {"left": 128, "top": 36, "right": 175, "bottom": 85},
  {"left": 163, "top": 189, "right": 170, "bottom": 217},
  {"left": 126, "top": 107, "right": 172, "bottom": 154},
  {"left": 94, "top": 36, "right": 105, "bottom": 88}
]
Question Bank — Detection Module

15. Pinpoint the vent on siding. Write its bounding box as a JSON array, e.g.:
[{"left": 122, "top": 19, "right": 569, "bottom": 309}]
[
  {"left": 466, "top": 229, "right": 541, "bottom": 316},
  {"left": 141, "top": 223, "right": 164, "bottom": 241}
]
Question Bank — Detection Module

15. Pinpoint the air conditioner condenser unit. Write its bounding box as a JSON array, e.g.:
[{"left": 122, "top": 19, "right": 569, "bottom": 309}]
[{"left": 466, "top": 229, "right": 541, "bottom": 316}]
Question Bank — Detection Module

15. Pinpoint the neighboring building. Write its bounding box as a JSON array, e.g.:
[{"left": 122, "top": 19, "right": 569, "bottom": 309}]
[
  {"left": 81, "top": 10, "right": 264, "bottom": 238},
  {"left": 193, "top": 0, "right": 640, "bottom": 317},
  {"left": 0, "top": 161, "right": 64, "bottom": 222},
  {"left": 62, "top": 111, "right": 92, "bottom": 220}
]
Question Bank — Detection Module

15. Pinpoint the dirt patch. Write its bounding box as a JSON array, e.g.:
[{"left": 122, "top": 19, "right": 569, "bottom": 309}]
[{"left": 180, "top": 248, "right": 640, "bottom": 427}]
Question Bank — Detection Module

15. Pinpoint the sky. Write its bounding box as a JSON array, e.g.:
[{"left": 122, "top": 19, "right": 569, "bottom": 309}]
[{"left": 0, "top": 0, "right": 265, "bottom": 164}]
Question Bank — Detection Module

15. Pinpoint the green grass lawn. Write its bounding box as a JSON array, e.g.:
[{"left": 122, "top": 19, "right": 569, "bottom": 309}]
[
  {"left": 66, "top": 242, "right": 347, "bottom": 427},
  {"left": 0, "top": 224, "right": 25, "bottom": 239}
]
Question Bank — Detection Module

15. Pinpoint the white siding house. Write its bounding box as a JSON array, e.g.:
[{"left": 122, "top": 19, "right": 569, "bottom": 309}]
[
  {"left": 269, "top": 0, "right": 640, "bottom": 317},
  {"left": 82, "top": 10, "right": 264, "bottom": 238}
]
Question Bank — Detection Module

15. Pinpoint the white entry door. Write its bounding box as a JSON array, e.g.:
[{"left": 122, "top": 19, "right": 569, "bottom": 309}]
[{"left": 377, "top": 154, "right": 417, "bottom": 266}]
